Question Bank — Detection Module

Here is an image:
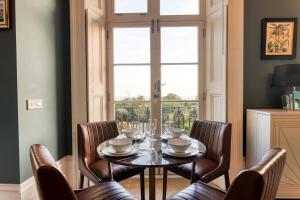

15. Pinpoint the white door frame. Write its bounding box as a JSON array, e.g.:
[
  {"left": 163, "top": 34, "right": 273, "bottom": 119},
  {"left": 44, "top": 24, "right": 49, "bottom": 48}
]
[
  {"left": 70, "top": 0, "right": 245, "bottom": 187},
  {"left": 70, "top": 0, "right": 88, "bottom": 188},
  {"left": 107, "top": 21, "right": 205, "bottom": 132}
]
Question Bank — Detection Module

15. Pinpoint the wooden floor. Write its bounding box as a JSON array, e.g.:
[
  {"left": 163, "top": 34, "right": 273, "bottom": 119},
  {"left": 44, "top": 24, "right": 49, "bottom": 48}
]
[
  {"left": 23, "top": 156, "right": 225, "bottom": 200},
  {"left": 121, "top": 177, "right": 190, "bottom": 200}
]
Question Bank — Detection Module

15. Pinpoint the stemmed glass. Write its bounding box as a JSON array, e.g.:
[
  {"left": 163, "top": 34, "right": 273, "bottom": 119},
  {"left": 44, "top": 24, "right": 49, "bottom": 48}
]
[
  {"left": 164, "top": 121, "right": 170, "bottom": 135},
  {"left": 146, "top": 118, "right": 157, "bottom": 150},
  {"left": 131, "top": 121, "right": 141, "bottom": 138}
]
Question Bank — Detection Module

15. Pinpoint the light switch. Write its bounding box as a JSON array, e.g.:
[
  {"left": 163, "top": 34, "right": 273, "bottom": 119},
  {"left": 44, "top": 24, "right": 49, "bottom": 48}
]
[{"left": 26, "top": 99, "right": 43, "bottom": 110}]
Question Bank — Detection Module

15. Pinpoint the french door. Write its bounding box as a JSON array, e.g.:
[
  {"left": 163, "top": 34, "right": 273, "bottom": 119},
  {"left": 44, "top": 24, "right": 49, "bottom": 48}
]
[{"left": 108, "top": 21, "right": 204, "bottom": 134}]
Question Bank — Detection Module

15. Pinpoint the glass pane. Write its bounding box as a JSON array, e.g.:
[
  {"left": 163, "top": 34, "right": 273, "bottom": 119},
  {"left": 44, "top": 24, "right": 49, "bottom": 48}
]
[
  {"left": 114, "top": 65, "right": 150, "bottom": 101},
  {"left": 115, "top": 102, "right": 151, "bottom": 130},
  {"left": 161, "top": 27, "right": 198, "bottom": 63},
  {"left": 162, "top": 102, "right": 198, "bottom": 132},
  {"left": 114, "top": 28, "right": 150, "bottom": 64},
  {"left": 114, "top": 0, "right": 148, "bottom": 14},
  {"left": 161, "top": 65, "right": 198, "bottom": 101},
  {"left": 160, "top": 0, "right": 199, "bottom": 15}
]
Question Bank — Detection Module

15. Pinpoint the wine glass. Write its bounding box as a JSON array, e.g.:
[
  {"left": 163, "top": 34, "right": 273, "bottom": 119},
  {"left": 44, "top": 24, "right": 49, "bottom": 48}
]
[
  {"left": 131, "top": 121, "right": 141, "bottom": 138},
  {"left": 164, "top": 121, "right": 170, "bottom": 135},
  {"left": 146, "top": 119, "right": 156, "bottom": 150},
  {"left": 151, "top": 118, "right": 157, "bottom": 136}
]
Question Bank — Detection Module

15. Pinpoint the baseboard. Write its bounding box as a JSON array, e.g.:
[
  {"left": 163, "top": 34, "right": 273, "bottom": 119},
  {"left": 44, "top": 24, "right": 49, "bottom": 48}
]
[
  {"left": 0, "top": 184, "right": 21, "bottom": 200},
  {"left": 20, "top": 177, "right": 35, "bottom": 195},
  {"left": 0, "top": 155, "right": 71, "bottom": 200}
]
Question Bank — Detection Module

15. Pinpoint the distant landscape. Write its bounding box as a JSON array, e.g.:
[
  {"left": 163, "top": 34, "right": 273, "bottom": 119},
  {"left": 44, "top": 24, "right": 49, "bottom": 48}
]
[{"left": 115, "top": 93, "right": 198, "bottom": 132}]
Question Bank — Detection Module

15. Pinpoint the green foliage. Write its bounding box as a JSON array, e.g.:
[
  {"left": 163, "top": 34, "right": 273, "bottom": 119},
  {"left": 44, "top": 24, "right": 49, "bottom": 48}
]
[{"left": 115, "top": 93, "right": 198, "bottom": 131}]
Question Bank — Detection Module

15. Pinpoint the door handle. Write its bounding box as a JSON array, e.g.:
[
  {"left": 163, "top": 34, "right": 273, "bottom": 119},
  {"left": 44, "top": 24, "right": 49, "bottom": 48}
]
[
  {"left": 157, "top": 80, "right": 161, "bottom": 93},
  {"left": 154, "top": 94, "right": 160, "bottom": 99},
  {"left": 157, "top": 19, "right": 160, "bottom": 33}
]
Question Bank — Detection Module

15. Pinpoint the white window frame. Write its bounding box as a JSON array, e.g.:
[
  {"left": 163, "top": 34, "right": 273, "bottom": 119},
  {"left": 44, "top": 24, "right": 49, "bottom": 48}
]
[
  {"left": 106, "top": 0, "right": 206, "bottom": 132},
  {"left": 107, "top": 22, "right": 153, "bottom": 120},
  {"left": 158, "top": 20, "right": 205, "bottom": 121},
  {"left": 106, "top": 0, "right": 206, "bottom": 22}
]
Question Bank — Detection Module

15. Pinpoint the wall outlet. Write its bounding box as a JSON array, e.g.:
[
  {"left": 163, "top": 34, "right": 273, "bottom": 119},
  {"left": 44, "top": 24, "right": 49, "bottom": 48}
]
[{"left": 26, "top": 99, "right": 43, "bottom": 110}]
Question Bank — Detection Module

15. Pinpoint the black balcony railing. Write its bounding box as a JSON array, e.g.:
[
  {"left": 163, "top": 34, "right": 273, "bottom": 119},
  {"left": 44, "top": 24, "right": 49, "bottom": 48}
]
[{"left": 115, "top": 103, "right": 198, "bottom": 132}]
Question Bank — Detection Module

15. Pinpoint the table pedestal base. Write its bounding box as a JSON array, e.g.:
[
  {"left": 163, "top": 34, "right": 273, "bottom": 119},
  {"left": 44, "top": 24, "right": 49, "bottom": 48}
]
[{"left": 149, "top": 167, "right": 156, "bottom": 200}]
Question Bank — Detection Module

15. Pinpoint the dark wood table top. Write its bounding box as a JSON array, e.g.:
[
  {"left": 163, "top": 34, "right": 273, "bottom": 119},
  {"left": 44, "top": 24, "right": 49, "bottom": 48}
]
[{"left": 97, "top": 137, "right": 206, "bottom": 167}]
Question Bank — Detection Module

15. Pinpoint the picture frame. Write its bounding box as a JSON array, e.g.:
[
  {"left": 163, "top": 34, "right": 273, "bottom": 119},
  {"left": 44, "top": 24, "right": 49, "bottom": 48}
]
[
  {"left": 261, "top": 18, "right": 298, "bottom": 60},
  {"left": 0, "top": 0, "right": 10, "bottom": 29}
]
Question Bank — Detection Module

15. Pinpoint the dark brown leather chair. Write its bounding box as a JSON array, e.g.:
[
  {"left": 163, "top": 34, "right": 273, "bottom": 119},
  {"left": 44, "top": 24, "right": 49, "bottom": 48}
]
[
  {"left": 30, "top": 144, "right": 137, "bottom": 200},
  {"left": 167, "top": 148, "right": 287, "bottom": 200},
  {"left": 78, "top": 121, "right": 145, "bottom": 199},
  {"left": 163, "top": 120, "right": 232, "bottom": 199}
]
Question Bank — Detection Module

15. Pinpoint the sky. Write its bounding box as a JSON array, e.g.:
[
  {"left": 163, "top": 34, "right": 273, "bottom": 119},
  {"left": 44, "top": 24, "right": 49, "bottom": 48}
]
[{"left": 114, "top": 0, "right": 199, "bottom": 15}]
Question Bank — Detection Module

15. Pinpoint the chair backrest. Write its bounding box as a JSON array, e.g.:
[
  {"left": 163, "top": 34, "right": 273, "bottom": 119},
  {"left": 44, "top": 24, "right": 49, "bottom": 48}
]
[
  {"left": 78, "top": 121, "right": 119, "bottom": 167},
  {"left": 224, "top": 148, "right": 287, "bottom": 200},
  {"left": 190, "top": 120, "right": 232, "bottom": 166},
  {"left": 30, "top": 144, "right": 77, "bottom": 200}
]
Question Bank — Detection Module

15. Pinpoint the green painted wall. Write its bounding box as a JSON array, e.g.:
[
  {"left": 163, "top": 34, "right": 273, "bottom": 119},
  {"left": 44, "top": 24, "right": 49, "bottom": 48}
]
[
  {"left": 0, "top": 0, "right": 70, "bottom": 184},
  {"left": 15, "top": 0, "right": 71, "bottom": 182},
  {"left": 244, "top": 0, "right": 300, "bottom": 153},
  {"left": 0, "top": 0, "right": 20, "bottom": 184}
]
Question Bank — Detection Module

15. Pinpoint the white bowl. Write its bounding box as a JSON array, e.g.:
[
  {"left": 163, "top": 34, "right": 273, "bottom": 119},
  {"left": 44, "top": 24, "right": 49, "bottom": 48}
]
[
  {"left": 168, "top": 138, "right": 191, "bottom": 153},
  {"left": 109, "top": 138, "right": 132, "bottom": 153},
  {"left": 169, "top": 128, "right": 185, "bottom": 138},
  {"left": 122, "top": 128, "right": 139, "bottom": 138}
]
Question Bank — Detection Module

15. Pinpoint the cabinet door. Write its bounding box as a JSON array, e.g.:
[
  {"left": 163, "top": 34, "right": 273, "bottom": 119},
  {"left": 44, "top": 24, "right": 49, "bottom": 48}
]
[
  {"left": 246, "top": 111, "right": 270, "bottom": 168},
  {"left": 272, "top": 116, "right": 300, "bottom": 198},
  {"left": 246, "top": 111, "right": 258, "bottom": 168},
  {"left": 256, "top": 113, "right": 270, "bottom": 161}
]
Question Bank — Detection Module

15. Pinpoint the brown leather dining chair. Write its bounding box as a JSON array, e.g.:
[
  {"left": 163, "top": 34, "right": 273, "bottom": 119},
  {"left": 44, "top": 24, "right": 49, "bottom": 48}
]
[
  {"left": 30, "top": 144, "right": 137, "bottom": 200},
  {"left": 163, "top": 120, "right": 232, "bottom": 199},
  {"left": 78, "top": 121, "right": 145, "bottom": 199},
  {"left": 167, "top": 148, "right": 287, "bottom": 200}
]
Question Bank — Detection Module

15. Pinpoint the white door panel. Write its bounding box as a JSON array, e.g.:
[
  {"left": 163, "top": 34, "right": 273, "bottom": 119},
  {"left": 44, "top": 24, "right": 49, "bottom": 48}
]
[
  {"left": 205, "top": 6, "right": 227, "bottom": 122},
  {"left": 206, "top": 0, "right": 227, "bottom": 16},
  {"left": 86, "top": 9, "right": 107, "bottom": 122}
]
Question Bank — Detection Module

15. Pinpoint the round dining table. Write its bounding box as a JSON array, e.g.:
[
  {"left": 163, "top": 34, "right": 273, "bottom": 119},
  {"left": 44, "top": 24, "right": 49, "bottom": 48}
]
[{"left": 97, "top": 136, "right": 206, "bottom": 200}]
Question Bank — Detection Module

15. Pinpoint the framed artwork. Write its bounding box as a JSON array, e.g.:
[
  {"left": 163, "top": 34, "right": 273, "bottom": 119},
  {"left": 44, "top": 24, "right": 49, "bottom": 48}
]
[
  {"left": 261, "top": 18, "right": 298, "bottom": 59},
  {"left": 0, "top": 0, "right": 10, "bottom": 29}
]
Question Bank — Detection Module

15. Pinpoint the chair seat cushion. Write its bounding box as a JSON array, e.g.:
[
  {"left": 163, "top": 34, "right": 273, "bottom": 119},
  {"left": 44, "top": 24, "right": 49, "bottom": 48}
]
[
  {"left": 76, "top": 180, "right": 137, "bottom": 200},
  {"left": 89, "top": 159, "right": 144, "bottom": 182},
  {"left": 168, "top": 157, "right": 218, "bottom": 181},
  {"left": 167, "top": 181, "right": 225, "bottom": 200}
]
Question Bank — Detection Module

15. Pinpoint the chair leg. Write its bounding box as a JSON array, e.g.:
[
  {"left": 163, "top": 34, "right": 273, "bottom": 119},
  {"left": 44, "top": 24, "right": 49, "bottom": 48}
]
[
  {"left": 140, "top": 171, "right": 145, "bottom": 200},
  {"left": 163, "top": 167, "right": 168, "bottom": 200},
  {"left": 224, "top": 172, "right": 230, "bottom": 190},
  {"left": 80, "top": 174, "right": 84, "bottom": 189}
]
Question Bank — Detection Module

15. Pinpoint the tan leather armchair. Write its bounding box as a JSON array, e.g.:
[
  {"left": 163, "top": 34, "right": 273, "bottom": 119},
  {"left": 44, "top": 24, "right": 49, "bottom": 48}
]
[
  {"left": 30, "top": 144, "right": 137, "bottom": 200},
  {"left": 78, "top": 121, "right": 145, "bottom": 200},
  {"left": 167, "top": 148, "right": 287, "bottom": 200},
  {"left": 163, "top": 120, "right": 232, "bottom": 199}
]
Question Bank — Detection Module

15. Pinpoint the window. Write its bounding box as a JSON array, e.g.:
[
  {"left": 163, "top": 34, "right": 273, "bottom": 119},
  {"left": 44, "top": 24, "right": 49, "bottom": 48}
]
[
  {"left": 114, "top": 0, "right": 148, "bottom": 14},
  {"left": 160, "top": 0, "right": 200, "bottom": 15},
  {"left": 161, "top": 27, "right": 198, "bottom": 63},
  {"left": 113, "top": 28, "right": 150, "bottom": 64},
  {"left": 161, "top": 65, "right": 198, "bottom": 101},
  {"left": 108, "top": 1, "right": 204, "bottom": 132},
  {"left": 114, "top": 65, "right": 151, "bottom": 101}
]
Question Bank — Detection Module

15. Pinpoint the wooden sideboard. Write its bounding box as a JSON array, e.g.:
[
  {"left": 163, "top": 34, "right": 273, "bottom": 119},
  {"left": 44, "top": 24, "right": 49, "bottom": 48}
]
[{"left": 246, "top": 109, "right": 300, "bottom": 199}]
